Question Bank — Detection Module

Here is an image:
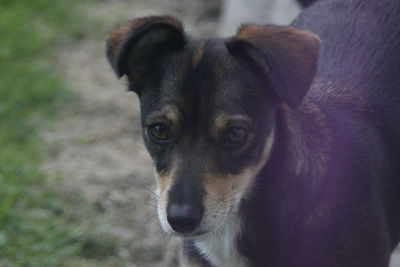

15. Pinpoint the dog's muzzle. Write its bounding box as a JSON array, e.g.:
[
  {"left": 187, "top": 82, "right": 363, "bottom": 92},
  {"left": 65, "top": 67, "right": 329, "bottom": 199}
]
[{"left": 165, "top": 177, "right": 205, "bottom": 234}]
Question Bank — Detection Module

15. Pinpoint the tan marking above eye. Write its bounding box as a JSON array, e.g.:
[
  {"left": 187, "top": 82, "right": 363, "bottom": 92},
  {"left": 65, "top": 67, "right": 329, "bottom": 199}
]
[
  {"left": 145, "top": 105, "right": 180, "bottom": 126},
  {"left": 212, "top": 114, "right": 252, "bottom": 139},
  {"left": 191, "top": 42, "right": 205, "bottom": 68}
]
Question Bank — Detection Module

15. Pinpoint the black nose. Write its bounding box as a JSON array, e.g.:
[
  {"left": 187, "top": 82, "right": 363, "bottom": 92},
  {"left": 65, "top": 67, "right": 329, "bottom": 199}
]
[{"left": 167, "top": 203, "right": 203, "bottom": 233}]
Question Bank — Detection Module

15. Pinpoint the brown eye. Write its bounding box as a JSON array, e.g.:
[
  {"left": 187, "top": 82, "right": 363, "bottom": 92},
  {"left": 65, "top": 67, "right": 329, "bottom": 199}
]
[
  {"left": 223, "top": 127, "right": 247, "bottom": 145},
  {"left": 148, "top": 123, "right": 171, "bottom": 142}
]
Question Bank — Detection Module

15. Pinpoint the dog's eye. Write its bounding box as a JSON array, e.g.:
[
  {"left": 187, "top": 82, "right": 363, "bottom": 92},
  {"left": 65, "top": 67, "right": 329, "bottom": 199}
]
[
  {"left": 223, "top": 127, "right": 247, "bottom": 145},
  {"left": 148, "top": 123, "right": 171, "bottom": 142}
]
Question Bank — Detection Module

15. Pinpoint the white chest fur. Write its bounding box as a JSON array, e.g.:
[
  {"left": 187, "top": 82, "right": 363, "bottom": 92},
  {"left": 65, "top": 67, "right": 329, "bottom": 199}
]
[{"left": 194, "top": 215, "right": 248, "bottom": 267}]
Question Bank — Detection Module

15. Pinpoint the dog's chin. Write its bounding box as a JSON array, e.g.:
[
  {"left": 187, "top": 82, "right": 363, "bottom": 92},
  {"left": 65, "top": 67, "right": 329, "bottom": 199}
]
[
  {"left": 174, "top": 231, "right": 209, "bottom": 239},
  {"left": 162, "top": 226, "right": 214, "bottom": 239},
  {"left": 165, "top": 228, "right": 209, "bottom": 239}
]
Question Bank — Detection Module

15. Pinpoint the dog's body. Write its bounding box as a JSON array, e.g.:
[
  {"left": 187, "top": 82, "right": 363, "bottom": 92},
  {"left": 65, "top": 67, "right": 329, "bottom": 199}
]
[{"left": 106, "top": 0, "right": 400, "bottom": 266}]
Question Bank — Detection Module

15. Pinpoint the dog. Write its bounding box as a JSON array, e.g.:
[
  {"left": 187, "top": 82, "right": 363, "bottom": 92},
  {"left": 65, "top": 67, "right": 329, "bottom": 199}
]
[{"left": 105, "top": 0, "right": 400, "bottom": 265}]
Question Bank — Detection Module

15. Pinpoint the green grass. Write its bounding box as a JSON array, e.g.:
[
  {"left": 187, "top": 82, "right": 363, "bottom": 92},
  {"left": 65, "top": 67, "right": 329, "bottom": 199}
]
[{"left": 0, "top": 0, "right": 117, "bottom": 266}]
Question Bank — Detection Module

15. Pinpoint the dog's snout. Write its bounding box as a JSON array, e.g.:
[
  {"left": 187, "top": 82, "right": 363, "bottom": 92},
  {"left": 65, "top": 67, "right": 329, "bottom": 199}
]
[{"left": 167, "top": 202, "right": 203, "bottom": 233}]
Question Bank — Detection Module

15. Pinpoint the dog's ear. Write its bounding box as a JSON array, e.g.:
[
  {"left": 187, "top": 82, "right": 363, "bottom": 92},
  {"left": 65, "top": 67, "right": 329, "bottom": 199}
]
[
  {"left": 227, "top": 24, "right": 320, "bottom": 109},
  {"left": 106, "top": 16, "right": 185, "bottom": 82}
]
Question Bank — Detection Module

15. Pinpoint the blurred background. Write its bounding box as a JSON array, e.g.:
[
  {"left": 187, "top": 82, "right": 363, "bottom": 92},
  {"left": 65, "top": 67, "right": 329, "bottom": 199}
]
[{"left": 0, "top": 0, "right": 398, "bottom": 266}]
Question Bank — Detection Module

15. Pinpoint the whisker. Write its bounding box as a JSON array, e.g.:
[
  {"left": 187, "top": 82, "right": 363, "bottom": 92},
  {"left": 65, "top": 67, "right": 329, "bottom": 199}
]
[
  {"left": 143, "top": 213, "right": 159, "bottom": 225},
  {"left": 144, "top": 202, "right": 158, "bottom": 209}
]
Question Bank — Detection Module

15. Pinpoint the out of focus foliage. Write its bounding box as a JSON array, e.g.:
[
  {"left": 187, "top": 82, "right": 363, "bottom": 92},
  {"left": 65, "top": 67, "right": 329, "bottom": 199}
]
[{"left": 0, "top": 0, "right": 117, "bottom": 265}]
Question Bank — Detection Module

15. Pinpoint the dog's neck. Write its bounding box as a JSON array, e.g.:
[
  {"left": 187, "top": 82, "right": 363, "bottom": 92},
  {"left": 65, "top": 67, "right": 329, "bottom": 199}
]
[
  {"left": 236, "top": 98, "right": 334, "bottom": 265},
  {"left": 276, "top": 101, "right": 332, "bottom": 181},
  {"left": 194, "top": 213, "right": 248, "bottom": 267}
]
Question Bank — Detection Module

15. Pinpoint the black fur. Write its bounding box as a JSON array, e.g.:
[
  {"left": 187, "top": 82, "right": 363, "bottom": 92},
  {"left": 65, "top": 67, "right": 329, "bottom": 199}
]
[
  {"left": 105, "top": 0, "right": 400, "bottom": 265},
  {"left": 233, "top": 0, "right": 400, "bottom": 266},
  {"left": 297, "top": 0, "right": 318, "bottom": 8},
  {"left": 136, "top": 39, "right": 278, "bottom": 179},
  {"left": 227, "top": 25, "right": 320, "bottom": 108}
]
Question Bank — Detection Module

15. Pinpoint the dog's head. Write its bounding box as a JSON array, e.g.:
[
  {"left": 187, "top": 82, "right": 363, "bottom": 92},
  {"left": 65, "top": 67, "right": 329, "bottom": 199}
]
[{"left": 106, "top": 16, "right": 319, "bottom": 237}]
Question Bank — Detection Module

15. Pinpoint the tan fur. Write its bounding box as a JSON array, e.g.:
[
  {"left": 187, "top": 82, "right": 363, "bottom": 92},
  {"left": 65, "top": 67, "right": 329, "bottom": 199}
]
[
  {"left": 146, "top": 105, "right": 180, "bottom": 128},
  {"left": 156, "top": 161, "right": 180, "bottom": 233},
  {"left": 278, "top": 100, "right": 335, "bottom": 229},
  {"left": 106, "top": 16, "right": 183, "bottom": 67},
  {"left": 155, "top": 124, "right": 276, "bottom": 238},
  {"left": 202, "top": 126, "right": 275, "bottom": 231},
  {"left": 228, "top": 23, "right": 321, "bottom": 109},
  {"left": 193, "top": 129, "right": 276, "bottom": 267},
  {"left": 191, "top": 42, "right": 205, "bottom": 69},
  {"left": 234, "top": 24, "right": 320, "bottom": 49},
  {"left": 106, "top": 24, "right": 132, "bottom": 60},
  {"left": 212, "top": 114, "right": 252, "bottom": 137},
  {"left": 280, "top": 101, "right": 331, "bottom": 184}
]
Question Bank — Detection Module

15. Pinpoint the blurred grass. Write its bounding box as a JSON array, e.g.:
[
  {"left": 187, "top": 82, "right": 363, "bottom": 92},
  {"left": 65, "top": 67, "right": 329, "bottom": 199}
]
[{"left": 0, "top": 0, "right": 119, "bottom": 265}]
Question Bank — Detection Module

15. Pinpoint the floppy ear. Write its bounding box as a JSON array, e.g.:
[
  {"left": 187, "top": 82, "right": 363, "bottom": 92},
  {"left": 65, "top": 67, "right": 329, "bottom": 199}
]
[
  {"left": 227, "top": 24, "right": 320, "bottom": 109},
  {"left": 106, "top": 16, "right": 185, "bottom": 86}
]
